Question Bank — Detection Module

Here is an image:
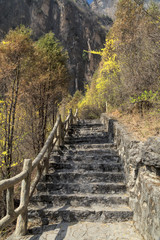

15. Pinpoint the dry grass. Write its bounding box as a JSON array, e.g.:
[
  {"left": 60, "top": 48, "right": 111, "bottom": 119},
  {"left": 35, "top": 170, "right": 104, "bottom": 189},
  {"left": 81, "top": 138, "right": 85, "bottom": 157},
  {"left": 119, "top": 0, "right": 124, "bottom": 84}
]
[{"left": 109, "top": 109, "right": 160, "bottom": 142}]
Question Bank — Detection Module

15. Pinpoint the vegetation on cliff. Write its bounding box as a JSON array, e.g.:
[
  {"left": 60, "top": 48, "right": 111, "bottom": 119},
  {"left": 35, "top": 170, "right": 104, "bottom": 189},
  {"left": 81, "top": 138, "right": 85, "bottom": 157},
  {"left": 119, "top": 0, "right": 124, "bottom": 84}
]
[{"left": 77, "top": 0, "right": 160, "bottom": 128}]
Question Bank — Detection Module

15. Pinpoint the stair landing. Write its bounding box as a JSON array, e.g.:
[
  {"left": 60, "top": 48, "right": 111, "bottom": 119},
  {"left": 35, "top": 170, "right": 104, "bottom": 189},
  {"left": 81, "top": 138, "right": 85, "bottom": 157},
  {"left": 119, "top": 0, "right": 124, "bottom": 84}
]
[{"left": 8, "top": 221, "right": 143, "bottom": 240}]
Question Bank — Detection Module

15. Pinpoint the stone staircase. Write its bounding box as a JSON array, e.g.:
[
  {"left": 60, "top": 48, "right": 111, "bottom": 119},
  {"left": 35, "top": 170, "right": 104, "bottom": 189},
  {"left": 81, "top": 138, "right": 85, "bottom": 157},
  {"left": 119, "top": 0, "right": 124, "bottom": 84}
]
[{"left": 28, "top": 119, "right": 133, "bottom": 227}]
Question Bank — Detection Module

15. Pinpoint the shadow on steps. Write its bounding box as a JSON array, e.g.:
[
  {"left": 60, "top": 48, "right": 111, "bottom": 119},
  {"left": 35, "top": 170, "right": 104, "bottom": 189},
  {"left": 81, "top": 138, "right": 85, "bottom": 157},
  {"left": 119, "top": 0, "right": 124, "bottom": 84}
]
[{"left": 28, "top": 204, "right": 78, "bottom": 240}]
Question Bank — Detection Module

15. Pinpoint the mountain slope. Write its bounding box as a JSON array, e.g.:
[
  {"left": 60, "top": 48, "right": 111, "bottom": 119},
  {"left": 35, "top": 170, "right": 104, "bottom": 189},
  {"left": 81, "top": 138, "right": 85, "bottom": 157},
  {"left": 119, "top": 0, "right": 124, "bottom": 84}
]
[
  {"left": 91, "top": 0, "right": 118, "bottom": 20},
  {"left": 0, "top": 0, "right": 112, "bottom": 93},
  {"left": 91, "top": 0, "right": 160, "bottom": 20}
]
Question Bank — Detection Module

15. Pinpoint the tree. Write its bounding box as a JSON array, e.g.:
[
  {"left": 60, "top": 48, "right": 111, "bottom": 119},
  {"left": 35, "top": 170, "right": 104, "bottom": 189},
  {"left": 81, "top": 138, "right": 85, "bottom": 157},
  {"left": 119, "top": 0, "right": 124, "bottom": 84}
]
[
  {"left": 0, "top": 28, "right": 70, "bottom": 177},
  {"left": 112, "top": 0, "right": 160, "bottom": 102},
  {"left": 21, "top": 32, "right": 69, "bottom": 153},
  {"left": 0, "top": 26, "right": 33, "bottom": 178}
]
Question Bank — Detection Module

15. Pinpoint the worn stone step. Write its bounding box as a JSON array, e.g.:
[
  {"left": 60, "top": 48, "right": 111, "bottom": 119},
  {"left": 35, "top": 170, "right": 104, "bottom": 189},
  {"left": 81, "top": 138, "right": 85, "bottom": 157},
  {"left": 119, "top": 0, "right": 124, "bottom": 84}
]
[
  {"left": 52, "top": 154, "right": 120, "bottom": 162},
  {"left": 31, "top": 193, "right": 129, "bottom": 208},
  {"left": 28, "top": 205, "right": 133, "bottom": 224},
  {"left": 74, "top": 125, "right": 106, "bottom": 131},
  {"left": 43, "top": 172, "right": 125, "bottom": 183},
  {"left": 67, "top": 143, "right": 115, "bottom": 149},
  {"left": 76, "top": 122, "right": 103, "bottom": 127},
  {"left": 77, "top": 126, "right": 106, "bottom": 130},
  {"left": 49, "top": 162, "right": 122, "bottom": 172},
  {"left": 71, "top": 123, "right": 103, "bottom": 128},
  {"left": 64, "top": 137, "right": 109, "bottom": 144},
  {"left": 61, "top": 149, "right": 118, "bottom": 156},
  {"left": 69, "top": 135, "right": 107, "bottom": 140},
  {"left": 62, "top": 146, "right": 117, "bottom": 152},
  {"left": 67, "top": 130, "right": 107, "bottom": 135},
  {"left": 70, "top": 130, "right": 106, "bottom": 134},
  {"left": 37, "top": 182, "right": 126, "bottom": 194}
]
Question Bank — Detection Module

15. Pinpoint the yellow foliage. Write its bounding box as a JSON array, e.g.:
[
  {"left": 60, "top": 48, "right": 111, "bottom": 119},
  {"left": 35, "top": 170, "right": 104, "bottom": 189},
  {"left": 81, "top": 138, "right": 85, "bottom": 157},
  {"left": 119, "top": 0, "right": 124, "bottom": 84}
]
[
  {"left": 88, "top": 50, "right": 103, "bottom": 56},
  {"left": 77, "top": 38, "right": 121, "bottom": 118},
  {"left": 2, "top": 151, "right": 7, "bottom": 156},
  {"left": 2, "top": 41, "right": 10, "bottom": 45}
]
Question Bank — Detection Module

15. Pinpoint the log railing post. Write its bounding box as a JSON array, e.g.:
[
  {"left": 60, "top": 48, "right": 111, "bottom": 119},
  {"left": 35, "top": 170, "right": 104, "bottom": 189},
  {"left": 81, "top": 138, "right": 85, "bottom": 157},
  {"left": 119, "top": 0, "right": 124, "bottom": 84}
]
[
  {"left": 44, "top": 148, "right": 50, "bottom": 175},
  {"left": 15, "top": 159, "right": 32, "bottom": 236},
  {"left": 56, "top": 115, "right": 62, "bottom": 147},
  {"left": 59, "top": 115, "right": 63, "bottom": 147},
  {"left": 61, "top": 122, "right": 64, "bottom": 146},
  {"left": 70, "top": 109, "right": 73, "bottom": 125},
  {"left": 74, "top": 109, "right": 78, "bottom": 124},
  {"left": 29, "top": 163, "right": 42, "bottom": 200},
  {"left": 6, "top": 186, "right": 14, "bottom": 216},
  {"left": 66, "top": 120, "right": 69, "bottom": 131}
]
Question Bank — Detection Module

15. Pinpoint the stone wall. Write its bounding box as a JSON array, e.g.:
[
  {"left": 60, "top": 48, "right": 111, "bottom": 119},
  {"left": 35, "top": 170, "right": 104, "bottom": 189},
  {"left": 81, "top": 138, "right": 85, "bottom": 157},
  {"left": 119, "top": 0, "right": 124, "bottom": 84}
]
[{"left": 100, "top": 113, "right": 160, "bottom": 240}]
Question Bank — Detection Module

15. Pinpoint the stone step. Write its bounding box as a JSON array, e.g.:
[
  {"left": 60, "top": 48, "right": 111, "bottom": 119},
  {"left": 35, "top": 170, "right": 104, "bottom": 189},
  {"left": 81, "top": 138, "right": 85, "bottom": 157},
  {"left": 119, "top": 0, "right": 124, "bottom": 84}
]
[
  {"left": 49, "top": 162, "right": 122, "bottom": 173},
  {"left": 61, "top": 149, "right": 118, "bottom": 156},
  {"left": 73, "top": 122, "right": 103, "bottom": 127},
  {"left": 31, "top": 193, "right": 129, "bottom": 208},
  {"left": 28, "top": 205, "right": 133, "bottom": 224},
  {"left": 79, "top": 126, "right": 105, "bottom": 129},
  {"left": 70, "top": 131, "right": 107, "bottom": 135},
  {"left": 67, "top": 127, "right": 106, "bottom": 132},
  {"left": 67, "top": 143, "right": 115, "bottom": 149},
  {"left": 37, "top": 182, "right": 126, "bottom": 194},
  {"left": 50, "top": 153, "right": 120, "bottom": 163},
  {"left": 71, "top": 123, "right": 103, "bottom": 127},
  {"left": 64, "top": 137, "right": 109, "bottom": 144},
  {"left": 42, "top": 172, "right": 125, "bottom": 183},
  {"left": 71, "top": 131, "right": 106, "bottom": 135}
]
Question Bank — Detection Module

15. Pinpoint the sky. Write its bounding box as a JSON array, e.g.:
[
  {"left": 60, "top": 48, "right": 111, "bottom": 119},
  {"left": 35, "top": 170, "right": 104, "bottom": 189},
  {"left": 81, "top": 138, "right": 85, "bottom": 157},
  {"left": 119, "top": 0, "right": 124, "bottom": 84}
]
[{"left": 87, "top": 0, "right": 93, "bottom": 4}]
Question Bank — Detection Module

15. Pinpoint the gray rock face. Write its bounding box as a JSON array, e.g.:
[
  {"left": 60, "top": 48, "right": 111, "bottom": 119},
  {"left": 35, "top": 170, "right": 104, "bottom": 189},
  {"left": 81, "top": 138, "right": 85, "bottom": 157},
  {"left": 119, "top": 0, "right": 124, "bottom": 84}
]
[
  {"left": 141, "top": 137, "right": 160, "bottom": 168},
  {"left": 91, "top": 0, "right": 160, "bottom": 20},
  {"left": 0, "top": 0, "right": 112, "bottom": 93},
  {"left": 131, "top": 167, "right": 160, "bottom": 240},
  {"left": 91, "top": 0, "right": 118, "bottom": 19},
  {"left": 100, "top": 113, "right": 160, "bottom": 240}
]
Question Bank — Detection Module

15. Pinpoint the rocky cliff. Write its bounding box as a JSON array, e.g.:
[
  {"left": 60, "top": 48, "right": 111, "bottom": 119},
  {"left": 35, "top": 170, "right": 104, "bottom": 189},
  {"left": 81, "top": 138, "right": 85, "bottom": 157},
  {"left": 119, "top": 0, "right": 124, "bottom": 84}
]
[
  {"left": 91, "top": 0, "right": 160, "bottom": 20},
  {"left": 91, "top": 0, "right": 118, "bottom": 20},
  {"left": 0, "top": 0, "right": 112, "bottom": 93}
]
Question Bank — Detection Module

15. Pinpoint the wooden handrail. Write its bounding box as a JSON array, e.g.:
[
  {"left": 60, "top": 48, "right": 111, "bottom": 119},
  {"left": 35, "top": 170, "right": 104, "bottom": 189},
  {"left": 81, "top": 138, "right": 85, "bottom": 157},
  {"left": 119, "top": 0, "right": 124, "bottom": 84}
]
[
  {"left": 32, "top": 115, "right": 61, "bottom": 170},
  {"left": 0, "top": 170, "right": 28, "bottom": 192},
  {"left": 0, "top": 108, "right": 78, "bottom": 237},
  {"left": 64, "top": 109, "right": 72, "bottom": 124}
]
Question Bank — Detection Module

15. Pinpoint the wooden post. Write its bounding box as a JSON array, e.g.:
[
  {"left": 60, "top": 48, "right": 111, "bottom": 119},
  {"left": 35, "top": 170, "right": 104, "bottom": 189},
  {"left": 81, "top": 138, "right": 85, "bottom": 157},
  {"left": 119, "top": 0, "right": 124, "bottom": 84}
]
[
  {"left": 56, "top": 115, "right": 62, "bottom": 147},
  {"left": 15, "top": 159, "right": 32, "bottom": 236},
  {"left": 70, "top": 109, "right": 73, "bottom": 125},
  {"left": 59, "top": 115, "right": 63, "bottom": 146},
  {"left": 61, "top": 122, "right": 64, "bottom": 147},
  {"left": 66, "top": 120, "right": 69, "bottom": 132},
  {"left": 106, "top": 101, "right": 108, "bottom": 114},
  {"left": 6, "top": 186, "right": 14, "bottom": 216},
  {"left": 29, "top": 163, "right": 42, "bottom": 200},
  {"left": 44, "top": 148, "right": 49, "bottom": 175},
  {"left": 75, "top": 109, "right": 78, "bottom": 124},
  {"left": 62, "top": 102, "right": 65, "bottom": 122}
]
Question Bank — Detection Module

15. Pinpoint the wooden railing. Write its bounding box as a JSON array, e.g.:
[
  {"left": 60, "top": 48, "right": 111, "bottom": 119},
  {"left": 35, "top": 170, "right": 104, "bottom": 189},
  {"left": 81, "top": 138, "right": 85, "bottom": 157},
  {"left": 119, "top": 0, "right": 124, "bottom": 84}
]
[{"left": 0, "top": 109, "right": 78, "bottom": 236}]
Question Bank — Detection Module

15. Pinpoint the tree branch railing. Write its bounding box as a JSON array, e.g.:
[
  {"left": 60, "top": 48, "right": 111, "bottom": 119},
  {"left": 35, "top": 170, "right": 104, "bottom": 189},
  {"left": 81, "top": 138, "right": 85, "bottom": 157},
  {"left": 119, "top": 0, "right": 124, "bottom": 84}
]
[{"left": 0, "top": 109, "right": 78, "bottom": 236}]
